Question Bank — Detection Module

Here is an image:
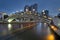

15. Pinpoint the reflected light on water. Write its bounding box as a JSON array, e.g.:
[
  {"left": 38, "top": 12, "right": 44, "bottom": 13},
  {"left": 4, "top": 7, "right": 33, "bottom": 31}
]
[
  {"left": 8, "top": 24, "right": 12, "bottom": 30},
  {"left": 46, "top": 34, "right": 55, "bottom": 40}
]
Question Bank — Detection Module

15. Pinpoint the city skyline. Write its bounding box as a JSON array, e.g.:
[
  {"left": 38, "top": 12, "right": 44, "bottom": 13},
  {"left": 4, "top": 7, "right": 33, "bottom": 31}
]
[{"left": 0, "top": 0, "right": 60, "bottom": 16}]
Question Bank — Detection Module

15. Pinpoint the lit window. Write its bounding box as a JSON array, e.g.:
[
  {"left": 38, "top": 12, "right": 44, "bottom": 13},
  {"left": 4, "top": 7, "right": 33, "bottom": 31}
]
[
  {"left": 33, "top": 9, "right": 35, "bottom": 11},
  {"left": 26, "top": 9, "right": 28, "bottom": 12}
]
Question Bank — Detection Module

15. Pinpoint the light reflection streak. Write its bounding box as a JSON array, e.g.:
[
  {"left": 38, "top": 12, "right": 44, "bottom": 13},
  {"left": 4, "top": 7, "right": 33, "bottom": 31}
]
[
  {"left": 8, "top": 24, "right": 12, "bottom": 30},
  {"left": 46, "top": 34, "right": 55, "bottom": 40}
]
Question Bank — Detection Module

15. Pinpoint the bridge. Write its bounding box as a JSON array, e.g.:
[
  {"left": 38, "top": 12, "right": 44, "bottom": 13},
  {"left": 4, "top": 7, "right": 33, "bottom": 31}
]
[
  {"left": 4, "top": 10, "right": 60, "bottom": 36},
  {"left": 0, "top": 10, "right": 60, "bottom": 40}
]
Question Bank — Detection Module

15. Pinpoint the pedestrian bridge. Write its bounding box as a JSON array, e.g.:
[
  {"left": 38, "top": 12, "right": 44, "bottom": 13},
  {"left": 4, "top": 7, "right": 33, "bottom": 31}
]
[
  {"left": 5, "top": 12, "right": 40, "bottom": 22},
  {"left": 4, "top": 11, "right": 60, "bottom": 36}
]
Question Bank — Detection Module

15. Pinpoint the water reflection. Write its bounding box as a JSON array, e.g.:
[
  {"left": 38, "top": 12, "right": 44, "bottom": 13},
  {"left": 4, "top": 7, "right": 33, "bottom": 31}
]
[
  {"left": 34, "top": 22, "right": 56, "bottom": 40},
  {"left": 8, "top": 24, "right": 12, "bottom": 30},
  {"left": 46, "top": 34, "right": 55, "bottom": 40},
  {"left": 0, "top": 23, "right": 59, "bottom": 40},
  {"left": 36, "top": 23, "right": 50, "bottom": 36}
]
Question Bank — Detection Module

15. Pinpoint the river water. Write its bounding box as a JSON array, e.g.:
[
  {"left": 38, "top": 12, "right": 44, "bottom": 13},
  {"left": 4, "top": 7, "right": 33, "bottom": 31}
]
[{"left": 0, "top": 23, "right": 60, "bottom": 40}]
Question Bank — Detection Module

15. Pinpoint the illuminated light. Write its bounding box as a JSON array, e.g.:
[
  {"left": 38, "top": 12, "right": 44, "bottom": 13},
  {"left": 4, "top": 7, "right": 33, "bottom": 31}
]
[
  {"left": 53, "top": 27, "right": 57, "bottom": 31},
  {"left": 44, "top": 23, "right": 47, "bottom": 25},
  {"left": 33, "top": 9, "right": 35, "bottom": 11},
  {"left": 48, "top": 17, "right": 52, "bottom": 20},
  {"left": 51, "top": 25, "right": 54, "bottom": 29},
  {"left": 51, "top": 25, "right": 57, "bottom": 31},
  {"left": 47, "top": 34, "right": 55, "bottom": 40},
  {"left": 43, "top": 16, "right": 47, "bottom": 18},
  {"left": 26, "top": 9, "right": 29, "bottom": 12},
  {"left": 8, "top": 24, "right": 12, "bottom": 30},
  {"left": 8, "top": 19, "right": 12, "bottom": 22},
  {"left": 8, "top": 19, "right": 13, "bottom": 22}
]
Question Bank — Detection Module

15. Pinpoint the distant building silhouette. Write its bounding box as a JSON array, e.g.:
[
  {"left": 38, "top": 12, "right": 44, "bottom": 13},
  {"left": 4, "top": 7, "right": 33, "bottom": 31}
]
[
  {"left": 24, "top": 5, "right": 30, "bottom": 12},
  {"left": 30, "top": 3, "right": 38, "bottom": 12},
  {"left": 24, "top": 3, "right": 38, "bottom": 12},
  {"left": 42, "top": 10, "right": 49, "bottom": 16}
]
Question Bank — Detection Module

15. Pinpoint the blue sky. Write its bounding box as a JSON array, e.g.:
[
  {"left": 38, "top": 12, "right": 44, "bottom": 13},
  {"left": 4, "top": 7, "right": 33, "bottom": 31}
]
[{"left": 0, "top": 0, "right": 60, "bottom": 16}]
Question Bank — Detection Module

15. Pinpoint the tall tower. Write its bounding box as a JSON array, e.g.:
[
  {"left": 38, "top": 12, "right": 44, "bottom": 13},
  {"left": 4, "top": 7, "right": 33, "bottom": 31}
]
[
  {"left": 32, "top": 3, "right": 38, "bottom": 11},
  {"left": 30, "top": 3, "right": 38, "bottom": 12},
  {"left": 24, "top": 5, "right": 30, "bottom": 12},
  {"left": 42, "top": 10, "right": 49, "bottom": 17}
]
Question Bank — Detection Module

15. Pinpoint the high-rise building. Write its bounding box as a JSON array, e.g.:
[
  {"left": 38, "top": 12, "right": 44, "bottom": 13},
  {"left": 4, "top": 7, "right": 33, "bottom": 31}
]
[
  {"left": 30, "top": 3, "right": 38, "bottom": 12},
  {"left": 32, "top": 3, "right": 38, "bottom": 11},
  {"left": 29, "top": 5, "right": 33, "bottom": 11},
  {"left": 24, "top": 4, "right": 38, "bottom": 15},
  {"left": 24, "top": 5, "right": 30, "bottom": 12},
  {"left": 42, "top": 10, "right": 49, "bottom": 16}
]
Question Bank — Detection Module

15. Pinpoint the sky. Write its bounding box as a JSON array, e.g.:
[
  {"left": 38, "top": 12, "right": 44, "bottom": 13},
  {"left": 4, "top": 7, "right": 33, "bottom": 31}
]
[{"left": 0, "top": 0, "right": 60, "bottom": 16}]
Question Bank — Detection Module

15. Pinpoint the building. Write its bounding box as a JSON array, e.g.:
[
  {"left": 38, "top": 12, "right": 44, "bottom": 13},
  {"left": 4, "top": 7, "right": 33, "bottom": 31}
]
[
  {"left": 30, "top": 3, "right": 38, "bottom": 12},
  {"left": 42, "top": 10, "right": 49, "bottom": 17},
  {"left": 24, "top": 5, "right": 30, "bottom": 12},
  {"left": 53, "top": 14, "right": 60, "bottom": 28},
  {"left": 4, "top": 14, "right": 9, "bottom": 19},
  {"left": 32, "top": 3, "right": 38, "bottom": 11},
  {"left": 0, "top": 12, "right": 8, "bottom": 20},
  {"left": 0, "top": 12, "right": 6, "bottom": 20},
  {"left": 24, "top": 4, "right": 38, "bottom": 14}
]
